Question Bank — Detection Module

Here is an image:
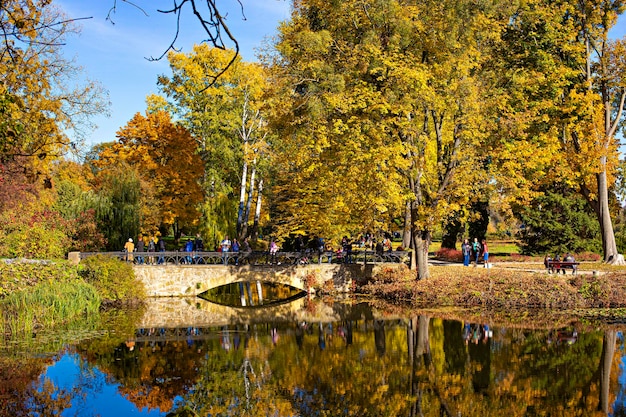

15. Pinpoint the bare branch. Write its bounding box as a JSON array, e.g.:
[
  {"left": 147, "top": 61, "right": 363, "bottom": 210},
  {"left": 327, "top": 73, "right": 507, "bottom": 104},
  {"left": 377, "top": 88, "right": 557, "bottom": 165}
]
[
  {"left": 151, "top": 0, "right": 241, "bottom": 88},
  {"left": 106, "top": 0, "right": 149, "bottom": 24}
]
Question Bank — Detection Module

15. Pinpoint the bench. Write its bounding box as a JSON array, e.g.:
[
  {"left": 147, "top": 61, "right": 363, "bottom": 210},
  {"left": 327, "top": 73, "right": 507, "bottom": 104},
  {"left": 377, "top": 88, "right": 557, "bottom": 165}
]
[{"left": 545, "top": 260, "right": 580, "bottom": 274}]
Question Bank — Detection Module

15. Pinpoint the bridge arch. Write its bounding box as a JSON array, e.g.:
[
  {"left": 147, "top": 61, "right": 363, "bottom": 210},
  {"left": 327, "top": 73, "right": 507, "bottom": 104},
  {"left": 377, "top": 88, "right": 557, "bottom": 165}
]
[{"left": 134, "top": 263, "right": 370, "bottom": 297}]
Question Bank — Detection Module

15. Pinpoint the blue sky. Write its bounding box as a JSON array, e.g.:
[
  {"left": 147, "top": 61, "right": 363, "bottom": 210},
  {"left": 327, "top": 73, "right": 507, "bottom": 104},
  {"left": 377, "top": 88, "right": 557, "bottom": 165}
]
[
  {"left": 56, "top": 1, "right": 625, "bottom": 150},
  {"left": 57, "top": 0, "right": 291, "bottom": 148}
]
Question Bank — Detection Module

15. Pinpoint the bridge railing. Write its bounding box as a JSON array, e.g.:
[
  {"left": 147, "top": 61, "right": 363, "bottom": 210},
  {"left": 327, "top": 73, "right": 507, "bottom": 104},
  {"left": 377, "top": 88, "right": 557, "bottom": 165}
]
[{"left": 79, "top": 249, "right": 412, "bottom": 266}]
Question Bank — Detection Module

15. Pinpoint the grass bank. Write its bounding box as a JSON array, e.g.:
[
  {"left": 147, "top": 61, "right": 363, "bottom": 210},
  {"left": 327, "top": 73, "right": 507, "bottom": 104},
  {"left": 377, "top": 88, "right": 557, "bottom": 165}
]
[
  {"left": 1, "top": 257, "right": 145, "bottom": 340},
  {"left": 363, "top": 264, "right": 626, "bottom": 313}
]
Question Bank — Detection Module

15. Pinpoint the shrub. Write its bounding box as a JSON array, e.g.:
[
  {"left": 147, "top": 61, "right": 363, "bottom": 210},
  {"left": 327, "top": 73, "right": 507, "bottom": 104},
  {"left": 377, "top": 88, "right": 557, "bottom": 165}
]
[
  {"left": 575, "top": 252, "right": 602, "bottom": 262},
  {"left": 435, "top": 247, "right": 463, "bottom": 263},
  {"left": 371, "top": 264, "right": 413, "bottom": 284},
  {"left": 0, "top": 223, "right": 68, "bottom": 259},
  {"left": 78, "top": 255, "right": 145, "bottom": 306}
]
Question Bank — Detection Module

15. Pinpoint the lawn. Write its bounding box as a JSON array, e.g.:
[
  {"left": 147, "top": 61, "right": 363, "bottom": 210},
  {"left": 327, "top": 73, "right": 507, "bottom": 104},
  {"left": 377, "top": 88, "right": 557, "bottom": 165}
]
[{"left": 428, "top": 240, "right": 520, "bottom": 255}]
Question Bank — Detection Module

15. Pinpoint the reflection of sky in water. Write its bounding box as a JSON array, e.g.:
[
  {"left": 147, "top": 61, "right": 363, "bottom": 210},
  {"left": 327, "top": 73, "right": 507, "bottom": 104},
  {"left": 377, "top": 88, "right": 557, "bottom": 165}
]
[{"left": 42, "top": 353, "right": 169, "bottom": 416}]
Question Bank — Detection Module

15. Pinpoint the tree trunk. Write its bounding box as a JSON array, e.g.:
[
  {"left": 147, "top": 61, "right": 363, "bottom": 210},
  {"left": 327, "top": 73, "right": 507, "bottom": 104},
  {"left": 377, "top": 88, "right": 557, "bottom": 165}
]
[
  {"left": 236, "top": 159, "right": 248, "bottom": 238},
  {"left": 251, "top": 178, "right": 263, "bottom": 241},
  {"left": 240, "top": 162, "right": 257, "bottom": 240},
  {"left": 402, "top": 201, "right": 412, "bottom": 249},
  {"left": 597, "top": 162, "right": 625, "bottom": 264},
  {"left": 412, "top": 228, "right": 431, "bottom": 280}
]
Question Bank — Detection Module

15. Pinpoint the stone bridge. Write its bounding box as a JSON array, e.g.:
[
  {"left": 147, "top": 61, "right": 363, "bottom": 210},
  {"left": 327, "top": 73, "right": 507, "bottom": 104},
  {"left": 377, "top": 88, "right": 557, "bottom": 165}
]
[{"left": 134, "top": 263, "right": 377, "bottom": 297}]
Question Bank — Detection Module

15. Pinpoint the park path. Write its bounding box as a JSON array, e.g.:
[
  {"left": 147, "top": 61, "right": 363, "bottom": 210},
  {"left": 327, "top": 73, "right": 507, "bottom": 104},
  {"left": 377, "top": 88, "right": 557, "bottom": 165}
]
[{"left": 429, "top": 259, "right": 600, "bottom": 275}]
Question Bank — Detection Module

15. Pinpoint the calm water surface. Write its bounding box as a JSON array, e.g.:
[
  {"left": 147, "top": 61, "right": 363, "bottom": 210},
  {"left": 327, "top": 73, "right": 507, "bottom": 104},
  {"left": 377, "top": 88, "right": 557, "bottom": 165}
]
[{"left": 2, "top": 287, "right": 626, "bottom": 416}]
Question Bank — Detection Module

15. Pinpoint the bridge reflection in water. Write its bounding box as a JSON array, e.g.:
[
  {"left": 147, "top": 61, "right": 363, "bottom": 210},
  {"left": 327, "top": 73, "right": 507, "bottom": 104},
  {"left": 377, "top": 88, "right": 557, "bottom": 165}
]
[{"left": 137, "top": 293, "right": 371, "bottom": 330}]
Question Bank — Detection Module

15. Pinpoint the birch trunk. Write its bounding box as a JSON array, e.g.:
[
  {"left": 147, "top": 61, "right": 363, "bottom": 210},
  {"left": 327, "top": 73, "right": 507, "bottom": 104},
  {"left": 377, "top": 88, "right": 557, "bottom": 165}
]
[{"left": 251, "top": 178, "right": 263, "bottom": 241}]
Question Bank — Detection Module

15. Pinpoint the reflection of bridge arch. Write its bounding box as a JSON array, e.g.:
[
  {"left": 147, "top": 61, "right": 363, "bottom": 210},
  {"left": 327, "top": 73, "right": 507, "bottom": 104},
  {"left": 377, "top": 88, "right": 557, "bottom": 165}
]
[{"left": 137, "top": 296, "right": 347, "bottom": 329}]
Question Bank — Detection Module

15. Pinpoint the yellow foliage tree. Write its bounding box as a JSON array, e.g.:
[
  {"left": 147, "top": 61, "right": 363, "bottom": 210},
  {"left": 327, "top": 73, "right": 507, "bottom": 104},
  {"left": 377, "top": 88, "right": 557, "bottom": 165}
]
[
  {"left": 157, "top": 45, "right": 270, "bottom": 245},
  {"left": 266, "top": 0, "right": 508, "bottom": 277},
  {"left": 492, "top": 0, "right": 626, "bottom": 263},
  {"left": 0, "top": 0, "right": 108, "bottom": 181}
]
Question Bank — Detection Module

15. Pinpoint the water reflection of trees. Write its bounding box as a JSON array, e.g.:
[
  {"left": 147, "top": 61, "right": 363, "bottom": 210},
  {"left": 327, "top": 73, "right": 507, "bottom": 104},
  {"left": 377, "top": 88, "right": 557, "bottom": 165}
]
[
  {"left": 163, "top": 318, "right": 623, "bottom": 416},
  {"left": 10, "top": 311, "right": 626, "bottom": 416}
]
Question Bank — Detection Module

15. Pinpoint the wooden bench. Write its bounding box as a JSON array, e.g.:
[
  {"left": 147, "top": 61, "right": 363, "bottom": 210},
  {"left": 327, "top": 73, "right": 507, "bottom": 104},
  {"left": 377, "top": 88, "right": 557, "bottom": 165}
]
[{"left": 545, "top": 260, "right": 580, "bottom": 274}]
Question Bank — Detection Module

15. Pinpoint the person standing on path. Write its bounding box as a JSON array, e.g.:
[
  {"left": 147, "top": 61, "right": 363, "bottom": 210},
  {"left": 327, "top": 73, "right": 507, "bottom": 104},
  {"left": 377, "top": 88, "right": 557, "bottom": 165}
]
[
  {"left": 481, "top": 239, "right": 489, "bottom": 267},
  {"left": 461, "top": 239, "right": 471, "bottom": 266},
  {"left": 472, "top": 238, "right": 481, "bottom": 266}
]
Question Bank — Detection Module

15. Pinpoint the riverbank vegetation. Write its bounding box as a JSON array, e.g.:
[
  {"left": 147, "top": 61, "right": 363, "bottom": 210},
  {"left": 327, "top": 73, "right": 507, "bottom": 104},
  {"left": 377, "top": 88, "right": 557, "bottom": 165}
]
[
  {"left": 364, "top": 264, "right": 626, "bottom": 315},
  {"left": 0, "top": 257, "right": 144, "bottom": 340},
  {"left": 78, "top": 255, "right": 145, "bottom": 308}
]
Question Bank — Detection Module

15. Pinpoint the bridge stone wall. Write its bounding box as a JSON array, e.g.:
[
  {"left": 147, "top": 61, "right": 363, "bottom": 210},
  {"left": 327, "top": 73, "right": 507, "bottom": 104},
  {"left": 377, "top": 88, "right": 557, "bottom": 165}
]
[{"left": 134, "top": 263, "right": 377, "bottom": 297}]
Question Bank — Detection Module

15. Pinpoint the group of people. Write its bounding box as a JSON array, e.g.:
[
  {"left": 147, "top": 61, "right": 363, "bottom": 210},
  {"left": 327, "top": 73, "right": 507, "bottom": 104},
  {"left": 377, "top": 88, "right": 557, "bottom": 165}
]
[
  {"left": 461, "top": 238, "right": 489, "bottom": 267},
  {"left": 123, "top": 235, "right": 166, "bottom": 264},
  {"left": 543, "top": 253, "right": 577, "bottom": 274},
  {"left": 219, "top": 235, "right": 253, "bottom": 265}
]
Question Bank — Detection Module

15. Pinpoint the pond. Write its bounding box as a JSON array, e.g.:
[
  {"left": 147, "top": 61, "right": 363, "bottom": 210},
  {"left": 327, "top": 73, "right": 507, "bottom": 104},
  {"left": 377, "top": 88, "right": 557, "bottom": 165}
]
[{"left": 2, "top": 285, "right": 626, "bottom": 416}]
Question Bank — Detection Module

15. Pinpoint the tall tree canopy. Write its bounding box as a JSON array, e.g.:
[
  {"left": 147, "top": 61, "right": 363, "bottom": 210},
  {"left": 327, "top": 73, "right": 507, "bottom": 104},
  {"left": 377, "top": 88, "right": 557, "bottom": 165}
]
[
  {"left": 265, "top": 0, "right": 509, "bottom": 277},
  {"left": 157, "top": 45, "right": 269, "bottom": 245},
  {"left": 492, "top": 0, "right": 626, "bottom": 263}
]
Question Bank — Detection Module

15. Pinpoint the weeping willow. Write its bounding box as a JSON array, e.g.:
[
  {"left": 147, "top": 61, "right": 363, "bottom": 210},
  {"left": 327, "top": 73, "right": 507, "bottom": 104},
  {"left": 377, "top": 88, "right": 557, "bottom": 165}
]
[
  {"left": 77, "top": 165, "right": 141, "bottom": 251},
  {"left": 200, "top": 191, "right": 237, "bottom": 251}
]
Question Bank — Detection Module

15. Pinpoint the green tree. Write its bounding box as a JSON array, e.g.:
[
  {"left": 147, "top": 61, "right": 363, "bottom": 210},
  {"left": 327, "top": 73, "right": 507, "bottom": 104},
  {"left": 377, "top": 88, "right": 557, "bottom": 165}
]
[
  {"left": 517, "top": 186, "right": 601, "bottom": 255},
  {"left": 157, "top": 45, "right": 269, "bottom": 244},
  {"left": 81, "top": 163, "right": 141, "bottom": 251}
]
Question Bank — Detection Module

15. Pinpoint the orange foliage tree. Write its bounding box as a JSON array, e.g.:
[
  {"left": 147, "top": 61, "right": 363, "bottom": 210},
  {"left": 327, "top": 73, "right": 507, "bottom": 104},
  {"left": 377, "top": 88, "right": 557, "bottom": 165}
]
[{"left": 98, "top": 110, "right": 204, "bottom": 240}]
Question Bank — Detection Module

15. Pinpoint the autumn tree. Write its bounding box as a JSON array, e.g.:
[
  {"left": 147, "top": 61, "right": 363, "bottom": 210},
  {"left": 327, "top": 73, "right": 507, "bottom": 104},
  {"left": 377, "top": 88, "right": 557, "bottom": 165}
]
[
  {"left": 572, "top": 3, "right": 626, "bottom": 264},
  {"left": 97, "top": 111, "right": 204, "bottom": 241},
  {"left": 0, "top": 0, "right": 108, "bottom": 256},
  {"left": 157, "top": 45, "right": 269, "bottom": 246},
  {"left": 492, "top": 0, "right": 626, "bottom": 264},
  {"left": 0, "top": 0, "right": 108, "bottom": 178},
  {"left": 266, "top": 0, "right": 509, "bottom": 277}
]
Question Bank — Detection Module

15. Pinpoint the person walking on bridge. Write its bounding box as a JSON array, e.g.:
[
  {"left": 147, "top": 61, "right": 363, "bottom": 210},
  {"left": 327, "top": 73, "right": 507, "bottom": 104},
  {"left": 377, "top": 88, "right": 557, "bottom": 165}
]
[
  {"left": 221, "top": 235, "right": 231, "bottom": 265},
  {"left": 124, "top": 238, "right": 134, "bottom": 262}
]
